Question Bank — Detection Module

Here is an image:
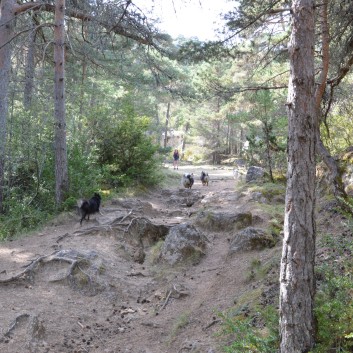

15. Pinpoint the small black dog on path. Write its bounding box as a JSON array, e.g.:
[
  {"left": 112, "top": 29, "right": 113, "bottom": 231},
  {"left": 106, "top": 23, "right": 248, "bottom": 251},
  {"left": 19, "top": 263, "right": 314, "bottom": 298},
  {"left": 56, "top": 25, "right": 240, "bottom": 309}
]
[{"left": 79, "top": 193, "right": 102, "bottom": 225}]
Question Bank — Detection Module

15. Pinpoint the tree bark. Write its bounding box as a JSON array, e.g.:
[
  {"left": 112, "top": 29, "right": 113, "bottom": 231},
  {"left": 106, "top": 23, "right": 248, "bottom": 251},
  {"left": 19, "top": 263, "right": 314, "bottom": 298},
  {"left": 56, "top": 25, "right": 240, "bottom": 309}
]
[
  {"left": 182, "top": 120, "right": 190, "bottom": 154},
  {"left": 263, "top": 121, "right": 274, "bottom": 182},
  {"left": 314, "top": 0, "right": 347, "bottom": 200},
  {"left": 279, "top": 1, "right": 316, "bottom": 352},
  {"left": 54, "top": 0, "right": 69, "bottom": 206},
  {"left": 163, "top": 102, "right": 170, "bottom": 148},
  {"left": 23, "top": 15, "right": 36, "bottom": 110},
  {"left": 0, "top": 0, "right": 15, "bottom": 213}
]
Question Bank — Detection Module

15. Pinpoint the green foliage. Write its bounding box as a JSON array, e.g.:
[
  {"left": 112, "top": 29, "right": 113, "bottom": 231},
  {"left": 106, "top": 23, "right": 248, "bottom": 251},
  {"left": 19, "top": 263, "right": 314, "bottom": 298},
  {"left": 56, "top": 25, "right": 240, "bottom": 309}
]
[
  {"left": 220, "top": 305, "right": 279, "bottom": 353},
  {"left": 168, "top": 311, "right": 190, "bottom": 344},
  {"left": 336, "top": 196, "right": 353, "bottom": 217},
  {"left": 96, "top": 101, "right": 163, "bottom": 187},
  {"left": 312, "top": 234, "right": 353, "bottom": 353},
  {"left": 246, "top": 258, "right": 278, "bottom": 282},
  {"left": 158, "top": 146, "right": 173, "bottom": 156},
  {"left": 244, "top": 91, "right": 287, "bottom": 174},
  {"left": 0, "top": 153, "right": 56, "bottom": 240},
  {"left": 67, "top": 142, "right": 101, "bottom": 197},
  {"left": 0, "top": 199, "right": 50, "bottom": 240}
]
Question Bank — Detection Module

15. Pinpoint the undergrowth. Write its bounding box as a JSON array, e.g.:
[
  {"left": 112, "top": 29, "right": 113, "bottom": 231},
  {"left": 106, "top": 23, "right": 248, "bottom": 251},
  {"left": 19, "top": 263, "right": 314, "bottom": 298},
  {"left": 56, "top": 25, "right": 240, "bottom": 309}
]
[
  {"left": 219, "top": 230, "right": 353, "bottom": 353},
  {"left": 220, "top": 305, "right": 279, "bottom": 353},
  {"left": 312, "top": 233, "right": 353, "bottom": 352}
]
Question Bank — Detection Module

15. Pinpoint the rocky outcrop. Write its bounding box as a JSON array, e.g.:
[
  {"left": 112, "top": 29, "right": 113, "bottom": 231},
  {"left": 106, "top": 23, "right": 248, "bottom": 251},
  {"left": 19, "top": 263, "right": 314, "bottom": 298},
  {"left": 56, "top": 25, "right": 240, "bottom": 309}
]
[
  {"left": 229, "top": 227, "right": 277, "bottom": 254},
  {"left": 125, "top": 217, "right": 169, "bottom": 247},
  {"left": 159, "top": 223, "right": 209, "bottom": 265},
  {"left": 246, "top": 166, "right": 265, "bottom": 183},
  {"left": 195, "top": 211, "right": 252, "bottom": 232}
]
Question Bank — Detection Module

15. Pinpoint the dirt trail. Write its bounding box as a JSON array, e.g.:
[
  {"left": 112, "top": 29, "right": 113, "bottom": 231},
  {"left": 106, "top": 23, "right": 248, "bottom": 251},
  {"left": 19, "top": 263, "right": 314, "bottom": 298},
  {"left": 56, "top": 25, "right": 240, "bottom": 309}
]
[{"left": 0, "top": 164, "right": 281, "bottom": 353}]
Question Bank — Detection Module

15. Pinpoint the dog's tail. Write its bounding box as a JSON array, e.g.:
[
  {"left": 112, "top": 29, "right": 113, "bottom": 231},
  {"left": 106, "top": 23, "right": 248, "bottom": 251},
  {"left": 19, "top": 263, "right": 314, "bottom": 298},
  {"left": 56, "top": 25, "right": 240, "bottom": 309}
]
[
  {"left": 77, "top": 199, "right": 85, "bottom": 209},
  {"left": 79, "top": 200, "right": 90, "bottom": 225}
]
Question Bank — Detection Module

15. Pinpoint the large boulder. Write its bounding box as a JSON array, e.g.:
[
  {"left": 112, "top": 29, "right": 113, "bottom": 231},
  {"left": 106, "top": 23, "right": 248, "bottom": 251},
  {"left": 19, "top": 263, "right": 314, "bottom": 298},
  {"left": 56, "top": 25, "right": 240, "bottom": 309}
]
[
  {"left": 229, "top": 227, "right": 277, "bottom": 254},
  {"left": 195, "top": 211, "right": 252, "bottom": 232},
  {"left": 125, "top": 217, "right": 169, "bottom": 247},
  {"left": 246, "top": 166, "right": 265, "bottom": 183},
  {"left": 317, "top": 147, "right": 353, "bottom": 196},
  {"left": 159, "top": 224, "right": 209, "bottom": 265}
]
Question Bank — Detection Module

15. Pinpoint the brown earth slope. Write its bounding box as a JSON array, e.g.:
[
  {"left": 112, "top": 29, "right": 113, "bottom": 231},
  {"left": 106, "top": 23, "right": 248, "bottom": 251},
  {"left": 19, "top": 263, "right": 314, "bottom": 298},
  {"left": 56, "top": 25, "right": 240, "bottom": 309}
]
[{"left": 0, "top": 164, "right": 346, "bottom": 353}]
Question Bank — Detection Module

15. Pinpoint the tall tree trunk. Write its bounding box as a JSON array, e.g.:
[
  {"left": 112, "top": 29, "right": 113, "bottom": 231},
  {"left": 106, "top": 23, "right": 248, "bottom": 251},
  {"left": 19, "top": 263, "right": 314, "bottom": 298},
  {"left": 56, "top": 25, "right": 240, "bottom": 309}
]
[
  {"left": 182, "top": 120, "right": 190, "bottom": 154},
  {"left": 314, "top": 0, "right": 347, "bottom": 199},
  {"left": 263, "top": 121, "right": 274, "bottom": 182},
  {"left": 226, "top": 117, "right": 230, "bottom": 154},
  {"left": 0, "top": 0, "right": 15, "bottom": 213},
  {"left": 23, "top": 15, "right": 36, "bottom": 110},
  {"left": 279, "top": 1, "right": 316, "bottom": 352},
  {"left": 239, "top": 127, "right": 244, "bottom": 156},
  {"left": 54, "top": 0, "right": 68, "bottom": 206},
  {"left": 79, "top": 57, "right": 87, "bottom": 116},
  {"left": 163, "top": 102, "right": 170, "bottom": 148}
]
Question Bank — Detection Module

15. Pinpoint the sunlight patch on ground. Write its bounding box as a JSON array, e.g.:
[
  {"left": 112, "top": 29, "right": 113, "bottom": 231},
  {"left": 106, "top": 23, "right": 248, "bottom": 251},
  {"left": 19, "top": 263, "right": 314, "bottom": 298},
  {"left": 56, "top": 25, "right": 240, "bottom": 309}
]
[
  {"left": 0, "top": 247, "right": 34, "bottom": 265},
  {"left": 164, "top": 163, "right": 235, "bottom": 179}
]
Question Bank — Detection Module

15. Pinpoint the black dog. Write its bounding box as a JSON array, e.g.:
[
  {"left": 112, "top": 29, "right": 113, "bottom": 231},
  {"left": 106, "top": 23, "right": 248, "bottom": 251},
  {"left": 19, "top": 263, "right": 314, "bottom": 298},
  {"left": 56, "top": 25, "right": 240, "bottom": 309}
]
[{"left": 79, "top": 193, "right": 102, "bottom": 225}]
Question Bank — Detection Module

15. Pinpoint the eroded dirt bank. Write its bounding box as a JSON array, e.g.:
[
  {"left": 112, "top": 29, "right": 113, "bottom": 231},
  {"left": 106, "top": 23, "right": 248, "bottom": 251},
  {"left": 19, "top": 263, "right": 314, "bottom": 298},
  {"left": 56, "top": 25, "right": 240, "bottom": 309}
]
[{"left": 0, "top": 165, "right": 283, "bottom": 353}]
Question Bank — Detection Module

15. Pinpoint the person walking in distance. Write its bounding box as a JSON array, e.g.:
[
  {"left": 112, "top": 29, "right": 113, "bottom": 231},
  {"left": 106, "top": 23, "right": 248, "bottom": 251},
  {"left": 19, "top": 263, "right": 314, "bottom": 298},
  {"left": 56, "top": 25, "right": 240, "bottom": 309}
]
[{"left": 173, "top": 149, "right": 180, "bottom": 170}]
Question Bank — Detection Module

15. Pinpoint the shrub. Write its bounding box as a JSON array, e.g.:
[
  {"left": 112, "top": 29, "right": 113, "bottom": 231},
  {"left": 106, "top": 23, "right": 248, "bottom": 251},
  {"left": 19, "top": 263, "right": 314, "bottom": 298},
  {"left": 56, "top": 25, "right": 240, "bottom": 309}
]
[
  {"left": 0, "top": 198, "right": 50, "bottom": 240},
  {"left": 220, "top": 305, "right": 279, "bottom": 353},
  {"left": 313, "top": 234, "right": 353, "bottom": 352},
  {"left": 96, "top": 103, "right": 163, "bottom": 187},
  {"left": 67, "top": 142, "right": 101, "bottom": 198}
]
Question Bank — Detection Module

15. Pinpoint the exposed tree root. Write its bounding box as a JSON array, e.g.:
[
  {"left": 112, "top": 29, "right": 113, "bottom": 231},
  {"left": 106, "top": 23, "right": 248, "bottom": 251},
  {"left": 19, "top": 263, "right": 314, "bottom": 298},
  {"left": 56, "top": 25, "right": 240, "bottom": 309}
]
[
  {"left": 2, "top": 313, "right": 30, "bottom": 339},
  {"left": 72, "top": 209, "right": 134, "bottom": 236},
  {"left": 56, "top": 232, "right": 70, "bottom": 243},
  {"left": 0, "top": 254, "right": 48, "bottom": 284},
  {"left": 0, "top": 250, "right": 97, "bottom": 290}
]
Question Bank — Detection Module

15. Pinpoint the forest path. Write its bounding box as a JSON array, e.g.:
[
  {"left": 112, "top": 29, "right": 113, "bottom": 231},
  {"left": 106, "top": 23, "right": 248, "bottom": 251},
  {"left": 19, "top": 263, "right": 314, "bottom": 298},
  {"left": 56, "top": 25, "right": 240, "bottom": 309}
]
[{"left": 0, "top": 164, "right": 281, "bottom": 353}]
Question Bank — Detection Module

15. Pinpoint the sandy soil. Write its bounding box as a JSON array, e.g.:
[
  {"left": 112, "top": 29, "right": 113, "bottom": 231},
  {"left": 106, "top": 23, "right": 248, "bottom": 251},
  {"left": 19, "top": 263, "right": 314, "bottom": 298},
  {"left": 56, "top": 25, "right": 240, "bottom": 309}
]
[{"left": 0, "top": 164, "right": 287, "bottom": 353}]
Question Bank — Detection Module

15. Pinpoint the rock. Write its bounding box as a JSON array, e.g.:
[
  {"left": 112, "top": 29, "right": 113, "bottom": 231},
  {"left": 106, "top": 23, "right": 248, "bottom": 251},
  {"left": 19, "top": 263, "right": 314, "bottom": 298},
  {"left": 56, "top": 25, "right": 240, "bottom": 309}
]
[
  {"left": 195, "top": 211, "right": 252, "bottom": 232},
  {"left": 246, "top": 166, "right": 265, "bottom": 183},
  {"left": 229, "top": 227, "right": 277, "bottom": 254},
  {"left": 125, "top": 217, "right": 169, "bottom": 247},
  {"left": 249, "top": 191, "right": 267, "bottom": 203},
  {"left": 133, "top": 247, "right": 146, "bottom": 264},
  {"left": 159, "top": 224, "right": 208, "bottom": 265}
]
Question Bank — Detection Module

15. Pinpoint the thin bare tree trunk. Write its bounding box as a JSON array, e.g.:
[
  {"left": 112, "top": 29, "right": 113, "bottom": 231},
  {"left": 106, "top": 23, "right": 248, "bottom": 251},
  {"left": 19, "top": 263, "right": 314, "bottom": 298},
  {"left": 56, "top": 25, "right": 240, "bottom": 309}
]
[
  {"left": 54, "top": 0, "right": 68, "bottom": 206},
  {"left": 79, "top": 57, "right": 87, "bottom": 116},
  {"left": 182, "top": 120, "right": 190, "bottom": 154},
  {"left": 263, "top": 121, "right": 274, "bottom": 182},
  {"left": 314, "top": 0, "right": 347, "bottom": 199},
  {"left": 0, "top": 0, "right": 15, "bottom": 213},
  {"left": 23, "top": 15, "right": 36, "bottom": 110},
  {"left": 279, "top": 0, "right": 316, "bottom": 352},
  {"left": 163, "top": 102, "right": 170, "bottom": 148}
]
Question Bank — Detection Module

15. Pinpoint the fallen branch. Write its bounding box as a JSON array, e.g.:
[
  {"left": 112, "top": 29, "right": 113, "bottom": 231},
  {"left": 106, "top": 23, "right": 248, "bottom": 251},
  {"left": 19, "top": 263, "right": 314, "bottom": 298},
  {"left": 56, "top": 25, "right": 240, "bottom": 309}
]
[
  {"left": 126, "top": 271, "right": 146, "bottom": 277},
  {"left": 111, "top": 209, "right": 133, "bottom": 226},
  {"left": 201, "top": 267, "right": 221, "bottom": 273},
  {"left": 73, "top": 225, "right": 112, "bottom": 236},
  {"left": 160, "top": 290, "right": 172, "bottom": 310},
  {"left": 56, "top": 233, "right": 70, "bottom": 243},
  {"left": 203, "top": 318, "right": 221, "bottom": 331}
]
